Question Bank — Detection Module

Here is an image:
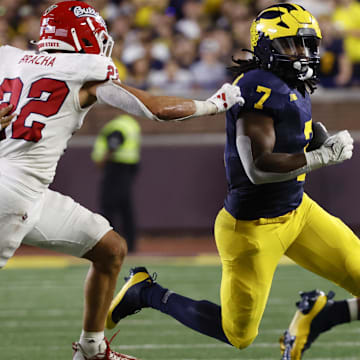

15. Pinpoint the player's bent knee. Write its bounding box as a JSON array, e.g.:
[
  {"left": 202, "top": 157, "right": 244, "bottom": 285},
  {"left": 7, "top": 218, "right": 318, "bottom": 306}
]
[
  {"left": 84, "top": 230, "right": 127, "bottom": 273},
  {"left": 233, "top": 334, "right": 256, "bottom": 349},
  {"left": 109, "top": 231, "right": 128, "bottom": 259},
  {"left": 223, "top": 325, "right": 257, "bottom": 349},
  {"left": 103, "top": 232, "right": 127, "bottom": 267}
]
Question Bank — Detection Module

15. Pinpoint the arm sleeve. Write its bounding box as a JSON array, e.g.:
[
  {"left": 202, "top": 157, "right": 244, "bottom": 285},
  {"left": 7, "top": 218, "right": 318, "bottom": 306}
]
[
  {"left": 96, "top": 81, "right": 157, "bottom": 120},
  {"left": 95, "top": 81, "right": 216, "bottom": 121}
]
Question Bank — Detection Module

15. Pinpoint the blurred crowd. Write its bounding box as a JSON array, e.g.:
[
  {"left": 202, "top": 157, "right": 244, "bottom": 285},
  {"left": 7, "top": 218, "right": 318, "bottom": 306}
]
[{"left": 1, "top": 0, "right": 360, "bottom": 91}]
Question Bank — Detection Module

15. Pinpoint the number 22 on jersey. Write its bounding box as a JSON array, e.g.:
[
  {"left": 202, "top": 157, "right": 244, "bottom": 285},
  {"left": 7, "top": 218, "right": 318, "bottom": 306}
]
[{"left": 0, "top": 77, "right": 69, "bottom": 142}]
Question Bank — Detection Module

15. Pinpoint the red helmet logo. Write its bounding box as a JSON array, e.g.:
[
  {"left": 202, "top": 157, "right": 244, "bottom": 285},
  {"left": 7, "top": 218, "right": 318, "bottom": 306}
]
[{"left": 36, "top": 1, "right": 114, "bottom": 57}]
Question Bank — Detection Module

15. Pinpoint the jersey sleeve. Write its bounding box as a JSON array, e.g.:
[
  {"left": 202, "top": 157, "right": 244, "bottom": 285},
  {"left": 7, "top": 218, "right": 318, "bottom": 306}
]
[
  {"left": 82, "top": 56, "right": 120, "bottom": 83},
  {"left": 232, "top": 70, "right": 287, "bottom": 119}
]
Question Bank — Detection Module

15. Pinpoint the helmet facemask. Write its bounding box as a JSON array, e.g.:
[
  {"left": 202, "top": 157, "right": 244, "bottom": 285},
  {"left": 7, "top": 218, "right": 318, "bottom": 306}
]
[
  {"left": 270, "top": 36, "right": 320, "bottom": 81},
  {"left": 85, "top": 17, "right": 114, "bottom": 57}
]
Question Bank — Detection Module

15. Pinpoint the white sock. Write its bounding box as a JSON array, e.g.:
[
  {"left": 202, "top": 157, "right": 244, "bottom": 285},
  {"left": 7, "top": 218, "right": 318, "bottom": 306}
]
[
  {"left": 346, "top": 298, "right": 358, "bottom": 321},
  {"left": 79, "top": 330, "right": 106, "bottom": 357}
]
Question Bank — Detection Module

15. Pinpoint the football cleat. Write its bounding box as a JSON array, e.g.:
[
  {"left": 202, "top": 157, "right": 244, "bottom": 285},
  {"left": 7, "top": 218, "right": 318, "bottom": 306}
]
[
  {"left": 280, "top": 289, "right": 335, "bottom": 360},
  {"left": 72, "top": 336, "right": 139, "bottom": 360},
  {"left": 280, "top": 331, "right": 296, "bottom": 360},
  {"left": 106, "top": 267, "right": 156, "bottom": 329}
]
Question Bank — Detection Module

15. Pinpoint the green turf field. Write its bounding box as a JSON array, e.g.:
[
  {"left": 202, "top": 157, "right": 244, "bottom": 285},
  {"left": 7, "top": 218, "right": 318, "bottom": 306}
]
[{"left": 1, "top": 259, "right": 359, "bottom": 360}]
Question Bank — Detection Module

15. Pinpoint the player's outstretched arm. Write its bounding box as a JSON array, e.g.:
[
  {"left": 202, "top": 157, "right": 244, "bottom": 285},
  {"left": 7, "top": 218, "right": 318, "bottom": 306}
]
[{"left": 93, "top": 80, "right": 244, "bottom": 121}]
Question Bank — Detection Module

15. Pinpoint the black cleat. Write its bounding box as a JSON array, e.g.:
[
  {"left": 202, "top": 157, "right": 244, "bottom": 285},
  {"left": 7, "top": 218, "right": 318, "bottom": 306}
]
[{"left": 106, "top": 267, "right": 156, "bottom": 329}]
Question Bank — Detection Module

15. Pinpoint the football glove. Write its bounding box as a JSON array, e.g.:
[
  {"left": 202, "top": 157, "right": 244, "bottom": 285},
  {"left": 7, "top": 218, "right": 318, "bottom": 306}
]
[
  {"left": 305, "top": 130, "right": 353, "bottom": 171},
  {"left": 206, "top": 83, "right": 245, "bottom": 113},
  {"left": 307, "top": 122, "right": 329, "bottom": 152}
]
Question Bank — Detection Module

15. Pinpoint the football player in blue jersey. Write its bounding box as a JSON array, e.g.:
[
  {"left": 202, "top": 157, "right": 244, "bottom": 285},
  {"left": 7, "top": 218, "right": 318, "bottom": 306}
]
[{"left": 104, "top": 4, "right": 360, "bottom": 359}]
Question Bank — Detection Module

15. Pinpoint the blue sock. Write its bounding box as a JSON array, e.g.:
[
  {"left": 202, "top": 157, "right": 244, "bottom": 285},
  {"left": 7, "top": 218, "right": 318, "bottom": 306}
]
[
  {"left": 326, "top": 300, "right": 351, "bottom": 327},
  {"left": 141, "top": 283, "right": 230, "bottom": 344}
]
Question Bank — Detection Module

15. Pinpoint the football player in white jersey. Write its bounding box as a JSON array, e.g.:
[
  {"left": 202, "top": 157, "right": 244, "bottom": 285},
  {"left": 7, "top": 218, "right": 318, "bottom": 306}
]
[{"left": 0, "top": 1, "right": 244, "bottom": 360}]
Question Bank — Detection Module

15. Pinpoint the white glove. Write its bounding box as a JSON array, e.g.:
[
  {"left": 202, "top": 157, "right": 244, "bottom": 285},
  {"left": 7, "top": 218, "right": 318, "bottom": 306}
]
[
  {"left": 305, "top": 130, "right": 354, "bottom": 171},
  {"left": 206, "top": 83, "right": 245, "bottom": 113}
]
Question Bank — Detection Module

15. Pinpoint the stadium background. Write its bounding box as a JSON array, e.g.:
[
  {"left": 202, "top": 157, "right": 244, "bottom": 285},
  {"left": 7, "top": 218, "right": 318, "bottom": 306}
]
[
  {"left": 1, "top": 0, "right": 360, "bottom": 249},
  {"left": 2, "top": 1, "right": 360, "bottom": 360}
]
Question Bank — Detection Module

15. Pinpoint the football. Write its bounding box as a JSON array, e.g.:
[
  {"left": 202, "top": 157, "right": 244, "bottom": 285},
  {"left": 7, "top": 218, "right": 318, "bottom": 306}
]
[{"left": 307, "top": 122, "right": 329, "bottom": 151}]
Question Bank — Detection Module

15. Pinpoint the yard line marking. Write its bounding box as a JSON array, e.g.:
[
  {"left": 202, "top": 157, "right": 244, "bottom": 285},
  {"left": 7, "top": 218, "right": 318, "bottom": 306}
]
[
  {"left": 5, "top": 256, "right": 87, "bottom": 269},
  {"left": 2, "top": 314, "right": 360, "bottom": 336},
  {"left": 113, "top": 341, "right": 360, "bottom": 350},
  {"left": 5, "top": 254, "right": 295, "bottom": 269}
]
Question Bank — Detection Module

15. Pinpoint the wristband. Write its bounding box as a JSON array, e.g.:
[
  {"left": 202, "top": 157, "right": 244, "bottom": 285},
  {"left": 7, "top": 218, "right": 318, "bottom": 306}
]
[
  {"left": 193, "top": 100, "right": 217, "bottom": 117},
  {"left": 304, "top": 149, "right": 328, "bottom": 172}
]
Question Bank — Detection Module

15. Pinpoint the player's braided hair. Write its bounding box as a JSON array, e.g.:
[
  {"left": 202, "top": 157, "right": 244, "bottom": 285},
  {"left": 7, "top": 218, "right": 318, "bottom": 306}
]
[
  {"left": 228, "top": 50, "right": 317, "bottom": 94},
  {"left": 227, "top": 51, "right": 260, "bottom": 75}
]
